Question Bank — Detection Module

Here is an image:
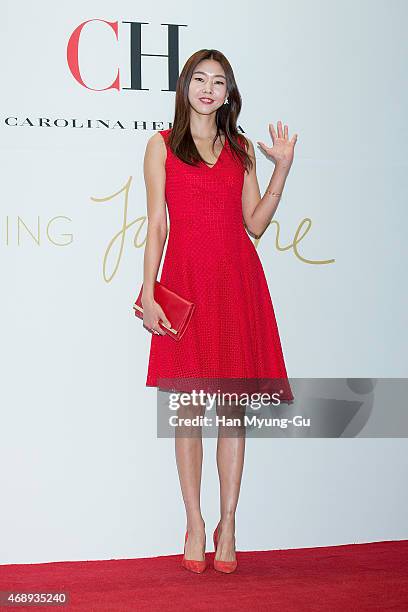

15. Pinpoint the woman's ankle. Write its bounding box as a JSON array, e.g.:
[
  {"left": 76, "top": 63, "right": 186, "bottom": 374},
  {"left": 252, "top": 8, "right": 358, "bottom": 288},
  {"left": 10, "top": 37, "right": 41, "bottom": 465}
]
[
  {"left": 186, "top": 516, "right": 205, "bottom": 533},
  {"left": 219, "top": 515, "right": 236, "bottom": 533}
]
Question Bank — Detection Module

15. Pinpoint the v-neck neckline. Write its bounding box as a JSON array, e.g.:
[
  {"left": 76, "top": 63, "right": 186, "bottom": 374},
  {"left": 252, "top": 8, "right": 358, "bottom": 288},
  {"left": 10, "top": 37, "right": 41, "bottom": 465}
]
[{"left": 199, "top": 133, "right": 228, "bottom": 170}]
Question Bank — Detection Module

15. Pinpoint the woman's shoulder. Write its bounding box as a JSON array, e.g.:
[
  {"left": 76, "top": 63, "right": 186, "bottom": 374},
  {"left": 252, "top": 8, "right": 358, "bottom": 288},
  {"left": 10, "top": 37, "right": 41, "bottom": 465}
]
[
  {"left": 147, "top": 129, "right": 170, "bottom": 149},
  {"left": 145, "top": 131, "right": 168, "bottom": 167},
  {"left": 158, "top": 127, "right": 172, "bottom": 138},
  {"left": 236, "top": 132, "right": 250, "bottom": 149},
  {"left": 153, "top": 128, "right": 171, "bottom": 151}
]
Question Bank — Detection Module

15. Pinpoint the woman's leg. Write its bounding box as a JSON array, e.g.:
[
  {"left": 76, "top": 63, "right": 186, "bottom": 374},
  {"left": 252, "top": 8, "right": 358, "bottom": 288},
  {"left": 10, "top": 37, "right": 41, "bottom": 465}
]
[
  {"left": 174, "top": 393, "right": 207, "bottom": 561},
  {"left": 215, "top": 399, "right": 246, "bottom": 561}
]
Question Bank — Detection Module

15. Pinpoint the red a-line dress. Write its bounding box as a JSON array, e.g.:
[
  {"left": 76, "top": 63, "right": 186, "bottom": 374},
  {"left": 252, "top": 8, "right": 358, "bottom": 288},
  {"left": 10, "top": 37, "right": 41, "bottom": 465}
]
[{"left": 145, "top": 128, "right": 294, "bottom": 403}]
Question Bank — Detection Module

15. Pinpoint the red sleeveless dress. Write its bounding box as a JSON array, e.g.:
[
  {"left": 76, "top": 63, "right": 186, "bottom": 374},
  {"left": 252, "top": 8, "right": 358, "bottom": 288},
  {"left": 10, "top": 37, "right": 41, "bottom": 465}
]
[{"left": 145, "top": 128, "right": 294, "bottom": 403}]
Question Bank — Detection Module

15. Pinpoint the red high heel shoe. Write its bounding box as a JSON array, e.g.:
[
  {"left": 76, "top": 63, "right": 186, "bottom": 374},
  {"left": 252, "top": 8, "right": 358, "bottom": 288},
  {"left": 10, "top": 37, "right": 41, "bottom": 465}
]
[
  {"left": 213, "top": 523, "right": 238, "bottom": 573},
  {"left": 181, "top": 530, "right": 207, "bottom": 573}
]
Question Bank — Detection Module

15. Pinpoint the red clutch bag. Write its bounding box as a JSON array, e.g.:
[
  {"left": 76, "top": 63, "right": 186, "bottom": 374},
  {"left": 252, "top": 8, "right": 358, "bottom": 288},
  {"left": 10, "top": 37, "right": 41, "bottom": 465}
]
[{"left": 133, "top": 280, "right": 196, "bottom": 341}]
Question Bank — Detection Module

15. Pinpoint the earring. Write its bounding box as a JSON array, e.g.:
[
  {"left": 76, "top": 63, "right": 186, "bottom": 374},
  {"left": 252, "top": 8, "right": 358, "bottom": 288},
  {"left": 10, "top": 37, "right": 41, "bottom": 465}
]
[{"left": 224, "top": 97, "right": 229, "bottom": 104}]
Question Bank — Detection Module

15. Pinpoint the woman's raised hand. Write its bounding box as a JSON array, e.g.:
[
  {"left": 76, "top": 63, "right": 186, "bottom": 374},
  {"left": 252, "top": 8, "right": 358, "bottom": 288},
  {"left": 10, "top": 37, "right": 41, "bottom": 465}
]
[{"left": 257, "top": 121, "right": 298, "bottom": 170}]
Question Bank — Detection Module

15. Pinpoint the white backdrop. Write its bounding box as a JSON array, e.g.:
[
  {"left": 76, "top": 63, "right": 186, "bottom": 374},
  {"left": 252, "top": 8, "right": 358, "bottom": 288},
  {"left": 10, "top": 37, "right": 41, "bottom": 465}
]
[{"left": 1, "top": 0, "right": 407, "bottom": 564}]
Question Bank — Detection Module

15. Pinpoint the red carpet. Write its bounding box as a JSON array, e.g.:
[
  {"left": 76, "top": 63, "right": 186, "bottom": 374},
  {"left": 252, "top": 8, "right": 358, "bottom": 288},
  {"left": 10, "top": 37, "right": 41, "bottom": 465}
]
[{"left": 1, "top": 540, "right": 407, "bottom": 611}]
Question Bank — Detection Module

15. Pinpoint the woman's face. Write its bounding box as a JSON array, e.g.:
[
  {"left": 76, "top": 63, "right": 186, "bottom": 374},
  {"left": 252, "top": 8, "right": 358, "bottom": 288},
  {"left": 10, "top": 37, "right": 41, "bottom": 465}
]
[{"left": 188, "top": 59, "right": 227, "bottom": 116}]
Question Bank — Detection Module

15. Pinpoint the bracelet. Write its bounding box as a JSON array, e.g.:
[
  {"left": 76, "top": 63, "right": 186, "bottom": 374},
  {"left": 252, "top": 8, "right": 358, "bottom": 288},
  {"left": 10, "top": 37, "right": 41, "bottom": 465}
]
[{"left": 266, "top": 190, "right": 282, "bottom": 197}]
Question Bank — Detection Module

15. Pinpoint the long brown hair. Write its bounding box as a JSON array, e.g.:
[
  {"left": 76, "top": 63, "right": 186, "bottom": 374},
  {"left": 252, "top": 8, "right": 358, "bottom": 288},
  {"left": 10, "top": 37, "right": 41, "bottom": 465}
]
[{"left": 166, "top": 49, "right": 253, "bottom": 173}]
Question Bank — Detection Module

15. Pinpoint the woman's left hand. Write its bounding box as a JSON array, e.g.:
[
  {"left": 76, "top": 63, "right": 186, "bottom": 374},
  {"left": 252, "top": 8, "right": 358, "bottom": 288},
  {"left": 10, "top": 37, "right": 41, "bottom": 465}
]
[{"left": 257, "top": 121, "right": 298, "bottom": 170}]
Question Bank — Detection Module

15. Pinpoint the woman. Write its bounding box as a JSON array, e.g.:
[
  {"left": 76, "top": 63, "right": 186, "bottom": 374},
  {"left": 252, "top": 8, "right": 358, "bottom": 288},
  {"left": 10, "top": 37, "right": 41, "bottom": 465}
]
[{"left": 141, "top": 49, "right": 298, "bottom": 573}]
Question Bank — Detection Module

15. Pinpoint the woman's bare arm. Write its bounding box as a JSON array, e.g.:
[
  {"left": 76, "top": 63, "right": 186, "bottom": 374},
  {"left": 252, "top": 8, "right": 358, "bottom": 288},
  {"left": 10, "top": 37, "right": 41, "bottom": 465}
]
[
  {"left": 141, "top": 132, "right": 168, "bottom": 305},
  {"left": 241, "top": 138, "right": 290, "bottom": 238},
  {"left": 242, "top": 122, "right": 297, "bottom": 237}
]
